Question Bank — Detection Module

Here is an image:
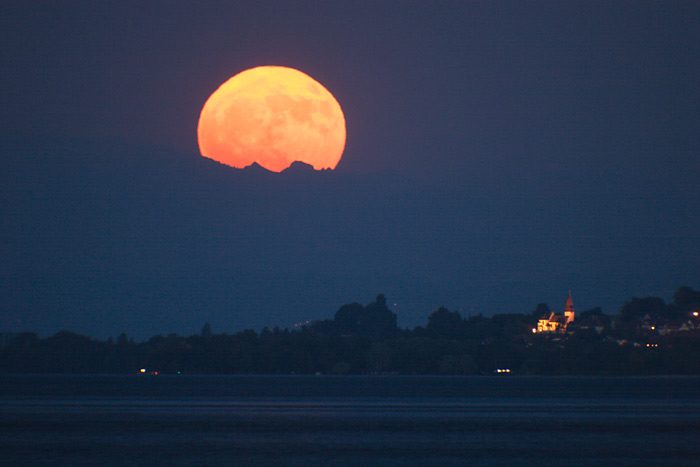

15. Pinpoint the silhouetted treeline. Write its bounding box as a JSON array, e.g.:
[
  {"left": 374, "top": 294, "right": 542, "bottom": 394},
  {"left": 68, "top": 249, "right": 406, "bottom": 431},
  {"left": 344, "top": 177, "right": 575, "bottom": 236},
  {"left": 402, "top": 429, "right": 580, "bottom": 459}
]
[{"left": 2, "top": 289, "right": 699, "bottom": 375}]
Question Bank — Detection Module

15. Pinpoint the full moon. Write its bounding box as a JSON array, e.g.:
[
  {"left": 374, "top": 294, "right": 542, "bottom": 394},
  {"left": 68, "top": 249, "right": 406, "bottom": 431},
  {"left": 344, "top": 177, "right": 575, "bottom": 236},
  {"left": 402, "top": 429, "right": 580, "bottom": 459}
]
[{"left": 197, "top": 66, "right": 346, "bottom": 172}]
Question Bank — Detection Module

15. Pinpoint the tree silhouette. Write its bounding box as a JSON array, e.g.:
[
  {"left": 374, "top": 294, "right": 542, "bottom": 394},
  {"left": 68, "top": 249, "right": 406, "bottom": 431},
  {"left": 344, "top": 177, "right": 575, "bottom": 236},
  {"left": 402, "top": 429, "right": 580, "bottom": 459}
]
[
  {"left": 532, "top": 303, "right": 551, "bottom": 319},
  {"left": 333, "top": 294, "right": 397, "bottom": 338},
  {"left": 362, "top": 294, "right": 398, "bottom": 338},
  {"left": 334, "top": 302, "right": 364, "bottom": 334},
  {"left": 620, "top": 297, "right": 665, "bottom": 322},
  {"left": 673, "top": 286, "right": 700, "bottom": 311},
  {"left": 426, "top": 306, "right": 465, "bottom": 339}
]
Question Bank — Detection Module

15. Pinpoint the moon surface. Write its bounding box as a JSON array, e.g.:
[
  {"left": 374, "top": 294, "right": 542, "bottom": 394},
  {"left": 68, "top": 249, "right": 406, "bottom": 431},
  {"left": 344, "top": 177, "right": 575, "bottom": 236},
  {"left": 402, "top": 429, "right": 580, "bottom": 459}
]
[{"left": 197, "top": 66, "right": 346, "bottom": 172}]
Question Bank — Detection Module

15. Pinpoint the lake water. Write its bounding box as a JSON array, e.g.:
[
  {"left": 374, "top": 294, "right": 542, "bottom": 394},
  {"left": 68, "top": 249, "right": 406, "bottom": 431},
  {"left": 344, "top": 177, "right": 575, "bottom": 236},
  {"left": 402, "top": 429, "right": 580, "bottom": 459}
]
[{"left": 1, "top": 375, "right": 699, "bottom": 466}]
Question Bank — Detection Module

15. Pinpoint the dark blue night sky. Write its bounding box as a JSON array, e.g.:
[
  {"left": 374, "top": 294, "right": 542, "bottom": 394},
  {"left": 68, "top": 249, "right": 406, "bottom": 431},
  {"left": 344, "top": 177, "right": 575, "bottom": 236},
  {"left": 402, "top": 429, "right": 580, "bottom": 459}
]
[{"left": 2, "top": 1, "right": 699, "bottom": 339}]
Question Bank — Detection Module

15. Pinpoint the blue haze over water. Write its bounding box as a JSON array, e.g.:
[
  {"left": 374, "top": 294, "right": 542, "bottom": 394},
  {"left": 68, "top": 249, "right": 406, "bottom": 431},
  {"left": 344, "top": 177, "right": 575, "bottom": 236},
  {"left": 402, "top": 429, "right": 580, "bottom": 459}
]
[{"left": 1, "top": 375, "right": 699, "bottom": 466}]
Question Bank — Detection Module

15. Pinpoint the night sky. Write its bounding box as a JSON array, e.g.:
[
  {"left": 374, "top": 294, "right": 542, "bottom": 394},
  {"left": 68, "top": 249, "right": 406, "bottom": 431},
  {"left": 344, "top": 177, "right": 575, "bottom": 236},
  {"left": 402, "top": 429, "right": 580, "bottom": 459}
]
[{"left": 2, "top": 1, "right": 699, "bottom": 339}]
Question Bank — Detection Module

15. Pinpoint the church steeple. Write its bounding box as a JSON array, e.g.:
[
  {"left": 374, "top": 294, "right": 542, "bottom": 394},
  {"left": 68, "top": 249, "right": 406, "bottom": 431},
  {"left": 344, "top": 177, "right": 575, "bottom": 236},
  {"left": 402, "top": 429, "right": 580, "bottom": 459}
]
[
  {"left": 564, "top": 291, "right": 574, "bottom": 323},
  {"left": 535, "top": 290, "right": 576, "bottom": 333}
]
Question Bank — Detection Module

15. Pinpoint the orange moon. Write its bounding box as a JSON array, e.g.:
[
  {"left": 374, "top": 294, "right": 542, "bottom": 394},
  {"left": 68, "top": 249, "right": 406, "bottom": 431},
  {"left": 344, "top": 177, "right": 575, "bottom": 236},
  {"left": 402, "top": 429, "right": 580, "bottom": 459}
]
[{"left": 197, "top": 66, "right": 346, "bottom": 172}]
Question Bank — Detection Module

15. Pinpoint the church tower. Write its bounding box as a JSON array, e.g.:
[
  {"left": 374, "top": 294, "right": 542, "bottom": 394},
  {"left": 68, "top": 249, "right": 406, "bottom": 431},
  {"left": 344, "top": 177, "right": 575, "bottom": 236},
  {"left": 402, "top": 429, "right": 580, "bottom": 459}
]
[{"left": 564, "top": 291, "right": 574, "bottom": 324}]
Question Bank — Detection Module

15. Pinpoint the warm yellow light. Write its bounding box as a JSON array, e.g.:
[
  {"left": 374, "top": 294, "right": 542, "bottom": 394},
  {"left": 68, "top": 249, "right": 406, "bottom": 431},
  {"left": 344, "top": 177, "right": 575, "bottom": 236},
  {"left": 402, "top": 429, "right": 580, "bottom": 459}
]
[{"left": 198, "top": 66, "right": 346, "bottom": 172}]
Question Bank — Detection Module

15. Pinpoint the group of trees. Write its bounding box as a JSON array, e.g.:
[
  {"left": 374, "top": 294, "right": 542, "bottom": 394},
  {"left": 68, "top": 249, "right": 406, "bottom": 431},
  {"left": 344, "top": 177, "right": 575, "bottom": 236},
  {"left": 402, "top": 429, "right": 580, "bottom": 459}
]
[
  {"left": 1, "top": 288, "right": 699, "bottom": 376},
  {"left": 618, "top": 287, "right": 700, "bottom": 324}
]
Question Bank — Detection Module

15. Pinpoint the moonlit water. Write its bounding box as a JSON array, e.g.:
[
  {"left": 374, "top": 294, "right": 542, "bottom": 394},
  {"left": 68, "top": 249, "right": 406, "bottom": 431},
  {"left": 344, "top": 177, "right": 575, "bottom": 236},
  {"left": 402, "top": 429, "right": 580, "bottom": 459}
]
[{"left": 2, "top": 375, "right": 699, "bottom": 466}]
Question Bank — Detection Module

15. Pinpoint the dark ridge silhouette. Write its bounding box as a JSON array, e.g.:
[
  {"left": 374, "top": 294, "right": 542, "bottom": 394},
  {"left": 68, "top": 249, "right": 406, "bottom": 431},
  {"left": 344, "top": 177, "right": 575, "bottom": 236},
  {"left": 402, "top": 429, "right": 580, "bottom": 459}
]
[
  {"left": 281, "top": 160, "right": 316, "bottom": 173},
  {"left": 241, "top": 161, "right": 273, "bottom": 174}
]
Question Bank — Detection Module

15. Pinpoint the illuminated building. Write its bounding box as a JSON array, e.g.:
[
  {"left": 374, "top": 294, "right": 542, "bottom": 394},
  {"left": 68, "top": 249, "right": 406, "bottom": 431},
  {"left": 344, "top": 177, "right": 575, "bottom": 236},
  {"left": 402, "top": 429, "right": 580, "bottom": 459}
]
[{"left": 536, "top": 291, "right": 575, "bottom": 333}]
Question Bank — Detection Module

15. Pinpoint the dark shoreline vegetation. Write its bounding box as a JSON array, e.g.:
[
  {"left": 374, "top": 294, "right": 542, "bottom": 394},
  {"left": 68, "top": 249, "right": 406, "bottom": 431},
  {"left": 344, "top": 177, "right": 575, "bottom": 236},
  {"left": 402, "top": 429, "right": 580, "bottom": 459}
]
[{"left": 2, "top": 287, "right": 699, "bottom": 376}]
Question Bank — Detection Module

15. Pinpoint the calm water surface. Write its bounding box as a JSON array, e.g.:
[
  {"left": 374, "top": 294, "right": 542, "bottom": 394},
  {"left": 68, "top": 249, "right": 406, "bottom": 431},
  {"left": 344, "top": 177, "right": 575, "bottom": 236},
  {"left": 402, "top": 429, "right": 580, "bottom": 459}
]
[{"left": 1, "top": 375, "right": 699, "bottom": 466}]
